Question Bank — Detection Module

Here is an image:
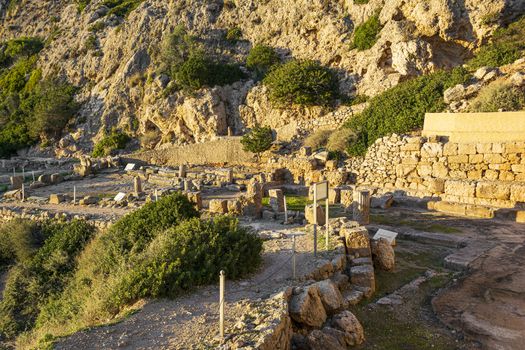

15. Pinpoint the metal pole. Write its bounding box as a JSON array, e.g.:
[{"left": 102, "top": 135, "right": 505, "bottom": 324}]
[
  {"left": 326, "top": 198, "right": 330, "bottom": 251},
  {"left": 155, "top": 189, "right": 158, "bottom": 202},
  {"left": 21, "top": 184, "right": 25, "bottom": 202},
  {"left": 283, "top": 195, "right": 288, "bottom": 224},
  {"left": 219, "top": 270, "right": 225, "bottom": 340},
  {"left": 292, "top": 235, "right": 296, "bottom": 279},
  {"left": 73, "top": 186, "right": 77, "bottom": 205},
  {"left": 313, "top": 185, "right": 317, "bottom": 257},
  {"left": 13, "top": 168, "right": 15, "bottom": 177},
  {"left": 32, "top": 171, "right": 35, "bottom": 183},
  {"left": 22, "top": 167, "right": 25, "bottom": 181}
]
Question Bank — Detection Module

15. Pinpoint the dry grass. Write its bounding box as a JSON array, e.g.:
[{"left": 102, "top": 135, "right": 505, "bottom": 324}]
[{"left": 303, "top": 129, "right": 332, "bottom": 150}]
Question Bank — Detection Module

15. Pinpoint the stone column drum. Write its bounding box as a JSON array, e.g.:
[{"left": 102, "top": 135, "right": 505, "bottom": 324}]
[{"left": 353, "top": 190, "right": 370, "bottom": 225}]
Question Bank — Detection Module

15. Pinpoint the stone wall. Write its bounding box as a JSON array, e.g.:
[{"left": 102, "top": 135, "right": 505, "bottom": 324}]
[
  {"left": 127, "top": 137, "right": 255, "bottom": 166},
  {"left": 354, "top": 134, "right": 525, "bottom": 209}
]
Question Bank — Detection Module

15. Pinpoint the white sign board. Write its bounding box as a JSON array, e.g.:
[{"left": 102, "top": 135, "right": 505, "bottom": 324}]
[
  {"left": 313, "top": 181, "right": 329, "bottom": 201},
  {"left": 114, "top": 192, "right": 126, "bottom": 202},
  {"left": 373, "top": 229, "right": 398, "bottom": 246},
  {"left": 124, "top": 163, "right": 136, "bottom": 171}
]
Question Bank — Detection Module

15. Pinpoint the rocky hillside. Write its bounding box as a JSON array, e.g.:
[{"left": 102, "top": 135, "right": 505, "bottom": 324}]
[{"left": 0, "top": 0, "right": 524, "bottom": 157}]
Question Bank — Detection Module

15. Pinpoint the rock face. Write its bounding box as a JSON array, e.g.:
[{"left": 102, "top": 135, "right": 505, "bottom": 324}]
[
  {"left": 371, "top": 238, "right": 396, "bottom": 271},
  {"left": 1, "top": 0, "right": 523, "bottom": 155}
]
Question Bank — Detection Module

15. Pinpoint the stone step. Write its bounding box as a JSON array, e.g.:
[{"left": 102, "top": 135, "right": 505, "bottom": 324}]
[
  {"left": 443, "top": 241, "right": 495, "bottom": 271},
  {"left": 368, "top": 225, "right": 467, "bottom": 248}
]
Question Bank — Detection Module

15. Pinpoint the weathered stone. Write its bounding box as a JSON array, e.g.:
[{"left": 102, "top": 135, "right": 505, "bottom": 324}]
[
  {"left": 350, "top": 265, "right": 376, "bottom": 293},
  {"left": 342, "top": 226, "right": 370, "bottom": 258},
  {"left": 50, "top": 173, "right": 63, "bottom": 184},
  {"left": 268, "top": 188, "right": 285, "bottom": 212},
  {"left": 475, "top": 182, "right": 511, "bottom": 200},
  {"left": 209, "top": 199, "right": 228, "bottom": 214},
  {"left": 344, "top": 290, "right": 364, "bottom": 306},
  {"left": 330, "top": 310, "right": 365, "bottom": 346},
  {"left": 79, "top": 196, "right": 99, "bottom": 205},
  {"left": 186, "top": 191, "right": 202, "bottom": 210},
  {"left": 314, "top": 280, "right": 344, "bottom": 314},
  {"left": 371, "top": 238, "right": 395, "bottom": 271},
  {"left": 227, "top": 199, "right": 242, "bottom": 214},
  {"left": 10, "top": 176, "right": 23, "bottom": 190},
  {"left": 444, "top": 180, "right": 475, "bottom": 198},
  {"left": 352, "top": 190, "right": 370, "bottom": 225},
  {"left": 307, "top": 329, "right": 345, "bottom": 350},
  {"left": 289, "top": 285, "right": 327, "bottom": 328},
  {"left": 305, "top": 204, "right": 325, "bottom": 225},
  {"left": 370, "top": 193, "right": 393, "bottom": 209},
  {"left": 49, "top": 194, "right": 66, "bottom": 204}
]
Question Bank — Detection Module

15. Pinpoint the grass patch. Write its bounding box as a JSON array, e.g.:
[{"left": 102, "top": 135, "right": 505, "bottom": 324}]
[
  {"left": 370, "top": 214, "right": 462, "bottom": 234},
  {"left": 262, "top": 195, "right": 312, "bottom": 212}
]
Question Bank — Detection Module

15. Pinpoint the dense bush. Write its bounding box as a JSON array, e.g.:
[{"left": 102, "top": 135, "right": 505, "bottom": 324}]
[
  {"left": 468, "top": 16, "right": 525, "bottom": 69},
  {"left": 352, "top": 14, "right": 381, "bottom": 51},
  {"left": 174, "top": 51, "right": 245, "bottom": 91},
  {"left": 0, "top": 37, "right": 43, "bottom": 68},
  {"left": 246, "top": 44, "right": 280, "bottom": 78},
  {"left": 101, "top": 0, "right": 144, "bottom": 17},
  {"left": 0, "top": 220, "right": 96, "bottom": 339},
  {"left": 0, "top": 219, "right": 40, "bottom": 268},
  {"left": 160, "top": 27, "right": 245, "bottom": 91},
  {"left": 304, "top": 129, "right": 332, "bottom": 150},
  {"left": 107, "top": 216, "right": 263, "bottom": 308},
  {"left": 92, "top": 129, "right": 130, "bottom": 157},
  {"left": 345, "top": 67, "right": 471, "bottom": 155},
  {"left": 241, "top": 125, "right": 274, "bottom": 158},
  {"left": 469, "top": 82, "right": 525, "bottom": 112},
  {"left": 263, "top": 59, "right": 339, "bottom": 106}
]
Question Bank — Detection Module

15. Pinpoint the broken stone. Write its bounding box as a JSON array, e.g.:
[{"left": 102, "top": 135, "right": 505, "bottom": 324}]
[
  {"left": 344, "top": 290, "right": 364, "bottom": 306},
  {"left": 79, "top": 196, "right": 99, "bottom": 205},
  {"left": 342, "top": 226, "right": 371, "bottom": 258},
  {"left": 289, "top": 285, "right": 327, "bottom": 328},
  {"left": 50, "top": 173, "right": 63, "bottom": 184},
  {"left": 330, "top": 310, "right": 365, "bottom": 346},
  {"left": 314, "top": 280, "right": 344, "bottom": 314},
  {"left": 49, "top": 194, "right": 66, "bottom": 204},
  {"left": 307, "top": 329, "right": 345, "bottom": 350},
  {"left": 268, "top": 188, "right": 285, "bottom": 212},
  {"left": 350, "top": 265, "right": 375, "bottom": 293},
  {"left": 10, "top": 176, "right": 23, "bottom": 190},
  {"left": 371, "top": 238, "right": 395, "bottom": 271},
  {"left": 370, "top": 193, "right": 394, "bottom": 209},
  {"left": 305, "top": 204, "right": 326, "bottom": 225},
  {"left": 208, "top": 199, "right": 228, "bottom": 214}
]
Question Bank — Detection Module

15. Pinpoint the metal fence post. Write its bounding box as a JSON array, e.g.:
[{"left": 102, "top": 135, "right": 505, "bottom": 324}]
[
  {"left": 283, "top": 195, "right": 288, "bottom": 224},
  {"left": 292, "top": 235, "right": 296, "bottom": 279},
  {"left": 313, "top": 185, "right": 317, "bottom": 257}
]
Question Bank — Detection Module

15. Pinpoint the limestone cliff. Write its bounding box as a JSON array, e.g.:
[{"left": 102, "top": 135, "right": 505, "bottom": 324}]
[{"left": 0, "top": 0, "right": 523, "bottom": 156}]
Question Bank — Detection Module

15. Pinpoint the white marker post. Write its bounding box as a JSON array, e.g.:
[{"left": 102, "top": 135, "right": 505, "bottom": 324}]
[
  {"left": 22, "top": 167, "right": 25, "bottom": 181},
  {"left": 219, "top": 270, "right": 225, "bottom": 340},
  {"left": 32, "top": 171, "right": 35, "bottom": 183},
  {"left": 21, "top": 183, "right": 25, "bottom": 202},
  {"left": 73, "top": 186, "right": 77, "bottom": 205},
  {"left": 313, "top": 185, "right": 318, "bottom": 257},
  {"left": 283, "top": 195, "right": 288, "bottom": 224},
  {"left": 326, "top": 183, "right": 330, "bottom": 251},
  {"left": 155, "top": 189, "right": 158, "bottom": 202}
]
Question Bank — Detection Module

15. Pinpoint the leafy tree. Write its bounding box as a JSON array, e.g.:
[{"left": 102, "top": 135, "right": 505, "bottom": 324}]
[
  {"left": 246, "top": 44, "right": 280, "bottom": 78},
  {"left": 263, "top": 59, "right": 339, "bottom": 106},
  {"left": 241, "top": 125, "right": 274, "bottom": 159}
]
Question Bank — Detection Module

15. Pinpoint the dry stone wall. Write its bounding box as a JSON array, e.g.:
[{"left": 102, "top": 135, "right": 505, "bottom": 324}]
[{"left": 353, "top": 134, "right": 525, "bottom": 209}]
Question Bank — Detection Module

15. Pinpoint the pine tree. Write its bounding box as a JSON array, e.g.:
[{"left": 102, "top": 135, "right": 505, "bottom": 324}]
[{"left": 240, "top": 125, "right": 274, "bottom": 160}]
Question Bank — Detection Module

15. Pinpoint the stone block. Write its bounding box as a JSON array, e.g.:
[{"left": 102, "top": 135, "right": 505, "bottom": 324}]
[
  {"left": 340, "top": 188, "right": 354, "bottom": 207},
  {"left": 49, "top": 194, "right": 66, "bottom": 204},
  {"left": 484, "top": 169, "right": 499, "bottom": 180},
  {"left": 343, "top": 226, "right": 370, "bottom": 258},
  {"left": 469, "top": 154, "right": 484, "bottom": 164},
  {"left": 50, "top": 173, "right": 63, "bottom": 184},
  {"left": 38, "top": 174, "right": 52, "bottom": 184},
  {"left": 305, "top": 204, "right": 325, "bottom": 225},
  {"left": 510, "top": 184, "right": 525, "bottom": 202},
  {"left": 420, "top": 143, "right": 443, "bottom": 158},
  {"left": 329, "top": 187, "right": 341, "bottom": 204},
  {"left": 432, "top": 163, "right": 449, "bottom": 178},
  {"left": 499, "top": 171, "right": 515, "bottom": 181},
  {"left": 79, "top": 196, "right": 99, "bottom": 205},
  {"left": 465, "top": 205, "right": 494, "bottom": 219},
  {"left": 516, "top": 211, "right": 525, "bottom": 223},
  {"left": 476, "top": 182, "right": 511, "bottom": 200},
  {"left": 209, "top": 199, "right": 228, "bottom": 214},
  {"left": 433, "top": 201, "right": 466, "bottom": 216},
  {"left": 227, "top": 199, "right": 242, "bottom": 214},
  {"left": 10, "top": 176, "right": 23, "bottom": 190},
  {"left": 444, "top": 180, "right": 475, "bottom": 198},
  {"left": 483, "top": 153, "right": 505, "bottom": 164},
  {"left": 400, "top": 143, "right": 421, "bottom": 152},
  {"left": 458, "top": 144, "right": 477, "bottom": 155},
  {"left": 289, "top": 285, "right": 327, "bottom": 328},
  {"left": 268, "top": 188, "right": 285, "bottom": 212},
  {"left": 425, "top": 178, "right": 445, "bottom": 193},
  {"left": 325, "top": 160, "right": 337, "bottom": 171},
  {"left": 186, "top": 191, "right": 203, "bottom": 210},
  {"left": 448, "top": 155, "right": 469, "bottom": 163},
  {"left": 350, "top": 265, "right": 375, "bottom": 292},
  {"left": 476, "top": 143, "right": 492, "bottom": 154},
  {"left": 511, "top": 164, "right": 525, "bottom": 173},
  {"left": 443, "top": 143, "right": 458, "bottom": 156},
  {"left": 467, "top": 170, "right": 483, "bottom": 180}
]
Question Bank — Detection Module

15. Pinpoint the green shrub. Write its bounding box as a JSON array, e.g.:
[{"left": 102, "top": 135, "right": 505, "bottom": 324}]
[
  {"left": 107, "top": 216, "right": 262, "bottom": 308},
  {"left": 92, "top": 129, "right": 130, "bottom": 157},
  {"left": 0, "top": 37, "right": 43, "bottom": 67},
  {"left": 77, "top": 0, "right": 91, "bottom": 12},
  {"left": 0, "top": 220, "right": 95, "bottom": 339},
  {"left": 354, "top": 0, "right": 369, "bottom": 3},
  {"left": 175, "top": 51, "right": 245, "bottom": 91},
  {"left": 469, "top": 82, "right": 525, "bottom": 112},
  {"left": 226, "top": 27, "right": 242, "bottom": 42},
  {"left": 263, "top": 59, "right": 339, "bottom": 106},
  {"left": 352, "top": 14, "right": 381, "bottom": 51},
  {"left": 84, "top": 34, "right": 97, "bottom": 51},
  {"left": 27, "top": 78, "right": 79, "bottom": 140},
  {"left": 241, "top": 125, "right": 274, "bottom": 158},
  {"left": 468, "top": 16, "right": 525, "bottom": 69},
  {"left": 303, "top": 129, "right": 332, "bottom": 150},
  {"left": 159, "top": 25, "right": 197, "bottom": 75},
  {"left": 345, "top": 67, "right": 471, "bottom": 156},
  {"left": 0, "top": 219, "right": 40, "bottom": 268},
  {"left": 327, "top": 128, "right": 355, "bottom": 153},
  {"left": 101, "top": 0, "right": 144, "bottom": 17},
  {"left": 246, "top": 44, "right": 280, "bottom": 77}
]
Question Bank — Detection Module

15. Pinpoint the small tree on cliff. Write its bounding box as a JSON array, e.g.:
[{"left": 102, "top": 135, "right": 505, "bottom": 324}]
[{"left": 241, "top": 125, "right": 274, "bottom": 160}]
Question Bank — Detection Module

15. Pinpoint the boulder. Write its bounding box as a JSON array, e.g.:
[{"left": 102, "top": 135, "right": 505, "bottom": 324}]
[
  {"left": 350, "top": 265, "right": 376, "bottom": 292},
  {"left": 342, "top": 226, "right": 371, "bottom": 258},
  {"left": 444, "top": 84, "right": 466, "bottom": 104},
  {"left": 330, "top": 310, "right": 365, "bottom": 346},
  {"left": 289, "top": 285, "right": 327, "bottom": 328},
  {"left": 307, "top": 329, "right": 346, "bottom": 350},
  {"left": 371, "top": 238, "right": 395, "bottom": 271},
  {"left": 50, "top": 173, "right": 64, "bottom": 184},
  {"left": 49, "top": 194, "right": 66, "bottom": 204},
  {"left": 79, "top": 196, "right": 99, "bottom": 205},
  {"left": 305, "top": 204, "right": 325, "bottom": 225},
  {"left": 314, "top": 280, "right": 344, "bottom": 314}
]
